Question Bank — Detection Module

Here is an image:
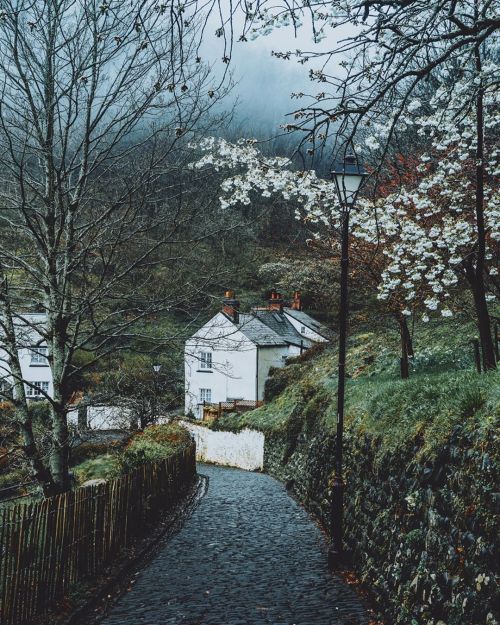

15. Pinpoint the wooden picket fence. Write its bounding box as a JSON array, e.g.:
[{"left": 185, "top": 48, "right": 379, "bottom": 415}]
[{"left": 0, "top": 442, "right": 196, "bottom": 625}]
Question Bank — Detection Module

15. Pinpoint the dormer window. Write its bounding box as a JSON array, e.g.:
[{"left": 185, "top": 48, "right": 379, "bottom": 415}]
[
  {"left": 30, "top": 346, "right": 48, "bottom": 365},
  {"left": 199, "top": 351, "right": 212, "bottom": 370}
]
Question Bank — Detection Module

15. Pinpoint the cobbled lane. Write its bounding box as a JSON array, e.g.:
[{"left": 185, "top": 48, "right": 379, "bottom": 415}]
[{"left": 100, "top": 464, "right": 368, "bottom": 625}]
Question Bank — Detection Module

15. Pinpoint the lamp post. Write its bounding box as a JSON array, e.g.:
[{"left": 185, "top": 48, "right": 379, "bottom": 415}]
[
  {"left": 152, "top": 364, "right": 162, "bottom": 424},
  {"left": 329, "top": 152, "right": 368, "bottom": 564}
]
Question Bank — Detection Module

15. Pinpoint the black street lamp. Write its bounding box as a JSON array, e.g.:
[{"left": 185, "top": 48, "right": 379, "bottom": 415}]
[
  {"left": 329, "top": 152, "right": 368, "bottom": 564},
  {"left": 152, "top": 364, "right": 162, "bottom": 423}
]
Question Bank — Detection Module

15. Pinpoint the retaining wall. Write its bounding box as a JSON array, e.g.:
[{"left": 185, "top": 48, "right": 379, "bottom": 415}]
[{"left": 181, "top": 421, "right": 264, "bottom": 471}]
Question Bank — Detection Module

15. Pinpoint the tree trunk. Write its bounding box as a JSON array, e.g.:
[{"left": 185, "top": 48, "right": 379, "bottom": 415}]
[
  {"left": 0, "top": 275, "right": 56, "bottom": 496},
  {"left": 49, "top": 402, "right": 71, "bottom": 494},
  {"left": 19, "top": 413, "right": 57, "bottom": 497},
  {"left": 473, "top": 41, "right": 496, "bottom": 370},
  {"left": 396, "top": 313, "right": 413, "bottom": 379},
  {"left": 77, "top": 403, "right": 88, "bottom": 430}
]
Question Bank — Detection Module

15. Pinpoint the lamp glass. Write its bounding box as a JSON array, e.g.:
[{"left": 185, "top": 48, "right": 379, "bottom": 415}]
[
  {"left": 153, "top": 364, "right": 161, "bottom": 373},
  {"left": 332, "top": 154, "right": 368, "bottom": 206}
]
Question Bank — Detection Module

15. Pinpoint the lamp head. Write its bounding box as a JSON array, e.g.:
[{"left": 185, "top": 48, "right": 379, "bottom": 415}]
[{"left": 331, "top": 152, "right": 368, "bottom": 206}]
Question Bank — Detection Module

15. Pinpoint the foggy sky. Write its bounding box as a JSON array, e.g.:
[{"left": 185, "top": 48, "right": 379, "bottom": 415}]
[{"left": 200, "top": 18, "right": 357, "bottom": 138}]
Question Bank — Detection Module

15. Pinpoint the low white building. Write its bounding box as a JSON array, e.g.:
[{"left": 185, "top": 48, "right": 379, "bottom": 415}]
[
  {"left": 0, "top": 313, "right": 54, "bottom": 401},
  {"left": 184, "top": 291, "right": 330, "bottom": 418}
]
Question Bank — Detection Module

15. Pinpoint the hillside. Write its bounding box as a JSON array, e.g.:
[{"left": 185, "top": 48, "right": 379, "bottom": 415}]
[{"left": 215, "top": 315, "right": 499, "bottom": 456}]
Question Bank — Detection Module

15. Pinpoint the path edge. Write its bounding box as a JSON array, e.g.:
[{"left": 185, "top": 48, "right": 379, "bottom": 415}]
[{"left": 58, "top": 474, "right": 208, "bottom": 625}]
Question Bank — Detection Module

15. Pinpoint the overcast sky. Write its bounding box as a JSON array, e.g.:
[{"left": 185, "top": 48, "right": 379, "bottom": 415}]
[{"left": 200, "top": 18, "right": 356, "bottom": 137}]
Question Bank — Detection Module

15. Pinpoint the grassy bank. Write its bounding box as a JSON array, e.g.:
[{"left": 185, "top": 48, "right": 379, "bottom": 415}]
[
  {"left": 214, "top": 315, "right": 499, "bottom": 461},
  {"left": 73, "top": 423, "right": 192, "bottom": 485}
]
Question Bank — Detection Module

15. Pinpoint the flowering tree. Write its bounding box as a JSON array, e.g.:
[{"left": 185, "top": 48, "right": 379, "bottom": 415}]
[
  {"left": 180, "top": 0, "right": 500, "bottom": 368},
  {"left": 367, "top": 73, "right": 500, "bottom": 370},
  {"left": 192, "top": 124, "right": 499, "bottom": 372}
]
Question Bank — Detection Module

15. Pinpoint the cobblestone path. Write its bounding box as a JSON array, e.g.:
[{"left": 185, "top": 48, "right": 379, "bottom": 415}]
[{"left": 101, "top": 464, "right": 368, "bottom": 625}]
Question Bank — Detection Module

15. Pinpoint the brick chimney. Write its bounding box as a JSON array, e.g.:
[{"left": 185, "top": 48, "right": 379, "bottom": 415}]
[
  {"left": 291, "top": 290, "right": 302, "bottom": 311},
  {"left": 222, "top": 290, "right": 240, "bottom": 323},
  {"left": 268, "top": 290, "right": 284, "bottom": 312}
]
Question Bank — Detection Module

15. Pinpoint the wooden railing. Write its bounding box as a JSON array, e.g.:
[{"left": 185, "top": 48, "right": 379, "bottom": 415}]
[
  {"left": 202, "top": 400, "right": 264, "bottom": 421},
  {"left": 0, "top": 443, "right": 196, "bottom": 625}
]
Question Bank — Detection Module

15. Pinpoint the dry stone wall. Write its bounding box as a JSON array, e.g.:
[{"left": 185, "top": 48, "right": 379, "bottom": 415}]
[{"left": 263, "top": 424, "right": 498, "bottom": 625}]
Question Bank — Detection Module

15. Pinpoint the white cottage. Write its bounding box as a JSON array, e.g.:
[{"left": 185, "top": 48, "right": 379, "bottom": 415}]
[
  {"left": 184, "top": 291, "right": 330, "bottom": 418},
  {"left": 0, "top": 313, "right": 54, "bottom": 401}
]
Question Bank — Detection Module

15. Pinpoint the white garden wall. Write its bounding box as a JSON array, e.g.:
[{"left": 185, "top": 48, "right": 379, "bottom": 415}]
[{"left": 181, "top": 421, "right": 264, "bottom": 471}]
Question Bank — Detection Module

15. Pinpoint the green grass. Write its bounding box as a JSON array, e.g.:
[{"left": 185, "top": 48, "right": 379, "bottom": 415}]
[
  {"left": 73, "top": 454, "right": 121, "bottom": 485},
  {"left": 216, "top": 315, "right": 500, "bottom": 461}
]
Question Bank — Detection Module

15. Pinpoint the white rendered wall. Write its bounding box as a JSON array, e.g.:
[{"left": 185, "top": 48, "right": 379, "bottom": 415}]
[
  {"left": 67, "top": 405, "right": 132, "bottom": 429},
  {"left": 182, "top": 421, "right": 264, "bottom": 471},
  {"left": 185, "top": 313, "right": 257, "bottom": 417},
  {"left": 0, "top": 314, "right": 54, "bottom": 399},
  {"left": 257, "top": 346, "right": 288, "bottom": 401},
  {"left": 283, "top": 311, "right": 328, "bottom": 344}
]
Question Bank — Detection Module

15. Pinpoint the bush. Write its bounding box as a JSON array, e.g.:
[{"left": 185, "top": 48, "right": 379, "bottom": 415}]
[
  {"left": 70, "top": 439, "right": 128, "bottom": 466},
  {"left": 73, "top": 455, "right": 121, "bottom": 485},
  {"left": 140, "top": 423, "right": 191, "bottom": 447},
  {"left": 264, "top": 365, "right": 303, "bottom": 402},
  {"left": 29, "top": 401, "right": 51, "bottom": 425},
  {"left": 120, "top": 423, "right": 191, "bottom": 473}
]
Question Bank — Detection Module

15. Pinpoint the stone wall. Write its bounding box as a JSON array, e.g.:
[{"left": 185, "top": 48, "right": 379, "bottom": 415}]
[
  {"left": 181, "top": 421, "right": 264, "bottom": 471},
  {"left": 263, "top": 423, "right": 498, "bottom": 625}
]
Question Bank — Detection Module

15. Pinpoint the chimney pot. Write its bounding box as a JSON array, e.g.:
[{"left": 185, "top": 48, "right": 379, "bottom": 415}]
[
  {"left": 291, "top": 290, "right": 302, "bottom": 311},
  {"left": 268, "top": 289, "right": 284, "bottom": 312},
  {"left": 222, "top": 290, "right": 240, "bottom": 322}
]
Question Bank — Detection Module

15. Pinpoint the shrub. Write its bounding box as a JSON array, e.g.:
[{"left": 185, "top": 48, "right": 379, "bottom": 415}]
[
  {"left": 120, "top": 423, "right": 191, "bottom": 473},
  {"left": 29, "top": 401, "right": 51, "bottom": 425},
  {"left": 73, "top": 455, "right": 121, "bottom": 485},
  {"left": 286, "top": 342, "right": 327, "bottom": 365},
  {"left": 140, "top": 423, "right": 191, "bottom": 447},
  {"left": 264, "top": 365, "right": 303, "bottom": 402}
]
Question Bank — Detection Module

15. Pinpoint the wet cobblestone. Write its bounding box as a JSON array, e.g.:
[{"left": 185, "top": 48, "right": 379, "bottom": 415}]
[{"left": 101, "top": 464, "right": 368, "bottom": 625}]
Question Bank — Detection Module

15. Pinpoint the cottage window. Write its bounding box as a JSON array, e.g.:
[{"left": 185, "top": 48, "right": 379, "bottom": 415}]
[
  {"left": 30, "top": 346, "right": 48, "bottom": 365},
  {"left": 300, "top": 326, "right": 306, "bottom": 334},
  {"left": 199, "top": 388, "right": 212, "bottom": 403},
  {"left": 26, "top": 381, "right": 49, "bottom": 397},
  {"left": 199, "top": 351, "right": 212, "bottom": 370}
]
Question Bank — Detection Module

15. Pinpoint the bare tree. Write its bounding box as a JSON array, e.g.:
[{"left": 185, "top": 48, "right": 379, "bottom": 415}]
[{"left": 0, "top": 0, "right": 233, "bottom": 495}]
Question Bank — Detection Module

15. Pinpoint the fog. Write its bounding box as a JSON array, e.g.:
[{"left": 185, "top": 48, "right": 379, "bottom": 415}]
[{"left": 200, "top": 18, "right": 358, "bottom": 142}]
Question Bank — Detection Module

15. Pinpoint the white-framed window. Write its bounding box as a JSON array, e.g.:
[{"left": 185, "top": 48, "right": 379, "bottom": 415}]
[
  {"left": 26, "top": 381, "right": 49, "bottom": 397},
  {"left": 300, "top": 325, "right": 306, "bottom": 334},
  {"left": 199, "top": 388, "right": 212, "bottom": 403},
  {"left": 30, "top": 346, "right": 48, "bottom": 365},
  {"left": 199, "top": 351, "right": 212, "bottom": 370}
]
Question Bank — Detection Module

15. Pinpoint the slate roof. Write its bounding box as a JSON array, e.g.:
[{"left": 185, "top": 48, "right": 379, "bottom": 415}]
[
  {"left": 236, "top": 314, "right": 288, "bottom": 347},
  {"left": 251, "top": 310, "right": 311, "bottom": 348},
  {"left": 283, "top": 308, "right": 333, "bottom": 340}
]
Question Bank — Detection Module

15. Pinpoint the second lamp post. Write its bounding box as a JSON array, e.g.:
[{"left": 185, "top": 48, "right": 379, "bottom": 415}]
[{"left": 329, "top": 152, "right": 368, "bottom": 562}]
